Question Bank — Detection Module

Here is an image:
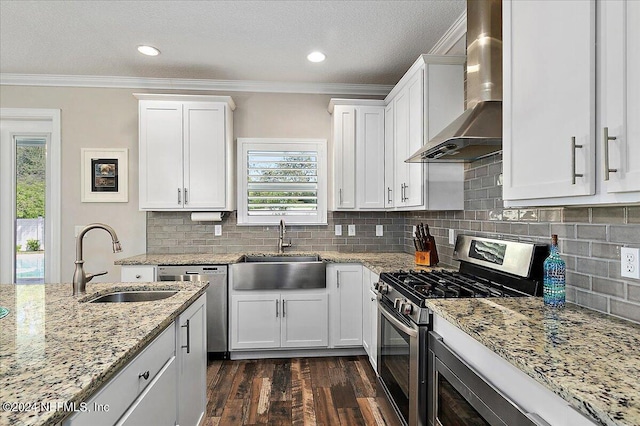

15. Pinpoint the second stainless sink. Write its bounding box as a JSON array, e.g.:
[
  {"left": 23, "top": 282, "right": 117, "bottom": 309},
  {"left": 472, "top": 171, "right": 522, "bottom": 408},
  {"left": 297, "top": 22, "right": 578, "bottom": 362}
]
[
  {"left": 232, "top": 255, "right": 326, "bottom": 290},
  {"left": 88, "top": 290, "right": 178, "bottom": 303}
]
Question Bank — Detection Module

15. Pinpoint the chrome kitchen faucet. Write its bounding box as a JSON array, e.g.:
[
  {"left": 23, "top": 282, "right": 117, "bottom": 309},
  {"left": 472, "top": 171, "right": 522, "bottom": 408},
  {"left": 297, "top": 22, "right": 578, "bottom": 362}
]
[
  {"left": 278, "top": 219, "right": 292, "bottom": 253},
  {"left": 72, "top": 223, "right": 122, "bottom": 295}
]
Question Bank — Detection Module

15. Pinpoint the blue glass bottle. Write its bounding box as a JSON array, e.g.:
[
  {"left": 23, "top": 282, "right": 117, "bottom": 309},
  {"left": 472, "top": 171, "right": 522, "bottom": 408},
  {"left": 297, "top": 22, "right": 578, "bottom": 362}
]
[{"left": 543, "top": 234, "right": 566, "bottom": 307}]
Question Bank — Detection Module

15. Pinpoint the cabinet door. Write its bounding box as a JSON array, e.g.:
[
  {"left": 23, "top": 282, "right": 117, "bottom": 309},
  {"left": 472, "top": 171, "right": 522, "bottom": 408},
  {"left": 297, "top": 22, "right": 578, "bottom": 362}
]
[
  {"left": 230, "top": 294, "right": 280, "bottom": 349},
  {"left": 356, "top": 106, "right": 385, "bottom": 209},
  {"left": 601, "top": 0, "right": 640, "bottom": 194},
  {"left": 362, "top": 268, "right": 372, "bottom": 356},
  {"left": 183, "top": 103, "right": 227, "bottom": 209},
  {"left": 328, "top": 264, "right": 363, "bottom": 347},
  {"left": 394, "top": 89, "right": 409, "bottom": 206},
  {"left": 384, "top": 103, "right": 395, "bottom": 208},
  {"left": 405, "top": 69, "right": 425, "bottom": 207},
  {"left": 117, "top": 357, "right": 177, "bottom": 426},
  {"left": 333, "top": 106, "right": 356, "bottom": 209},
  {"left": 281, "top": 292, "right": 328, "bottom": 348},
  {"left": 177, "top": 294, "right": 207, "bottom": 426},
  {"left": 503, "top": 0, "right": 596, "bottom": 201},
  {"left": 139, "top": 101, "right": 184, "bottom": 209}
]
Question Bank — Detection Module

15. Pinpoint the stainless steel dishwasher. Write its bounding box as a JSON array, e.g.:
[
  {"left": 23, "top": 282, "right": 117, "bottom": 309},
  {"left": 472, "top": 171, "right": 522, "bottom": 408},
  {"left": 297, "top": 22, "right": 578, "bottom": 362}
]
[{"left": 157, "top": 265, "right": 228, "bottom": 358}]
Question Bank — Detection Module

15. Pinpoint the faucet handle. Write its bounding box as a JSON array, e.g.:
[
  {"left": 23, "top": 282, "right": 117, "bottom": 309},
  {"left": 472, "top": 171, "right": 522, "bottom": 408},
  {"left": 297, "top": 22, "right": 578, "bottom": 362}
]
[{"left": 85, "top": 270, "right": 108, "bottom": 283}]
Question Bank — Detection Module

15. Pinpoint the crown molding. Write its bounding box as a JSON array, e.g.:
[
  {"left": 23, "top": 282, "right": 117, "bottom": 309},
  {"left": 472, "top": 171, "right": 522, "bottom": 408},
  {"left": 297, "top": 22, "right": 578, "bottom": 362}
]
[
  {"left": 0, "top": 73, "right": 393, "bottom": 96},
  {"left": 429, "top": 9, "right": 467, "bottom": 55}
]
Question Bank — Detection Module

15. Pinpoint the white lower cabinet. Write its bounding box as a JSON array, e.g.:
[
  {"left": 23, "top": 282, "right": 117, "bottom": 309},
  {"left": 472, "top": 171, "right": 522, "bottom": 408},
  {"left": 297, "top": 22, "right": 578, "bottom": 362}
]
[
  {"left": 327, "top": 264, "right": 363, "bottom": 347},
  {"left": 230, "top": 291, "right": 328, "bottom": 350},
  {"left": 117, "top": 357, "right": 177, "bottom": 426},
  {"left": 362, "top": 267, "right": 378, "bottom": 370},
  {"left": 177, "top": 294, "right": 207, "bottom": 426},
  {"left": 120, "top": 265, "right": 156, "bottom": 282},
  {"left": 63, "top": 294, "right": 206, "bottom": 426}
]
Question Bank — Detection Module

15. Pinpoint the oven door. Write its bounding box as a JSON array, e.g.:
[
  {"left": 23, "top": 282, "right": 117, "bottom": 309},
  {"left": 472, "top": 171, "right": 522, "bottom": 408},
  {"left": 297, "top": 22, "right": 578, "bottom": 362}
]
[
  {"left": 377, "top": 299, "right": 426, "bottom": 426},
  {"left": 428, "top": 331, "right": 549, "bottom": 426}
]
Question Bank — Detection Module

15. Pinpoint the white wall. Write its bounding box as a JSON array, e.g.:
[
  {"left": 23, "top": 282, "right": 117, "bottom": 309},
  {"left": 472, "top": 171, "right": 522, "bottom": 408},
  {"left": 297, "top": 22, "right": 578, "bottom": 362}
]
[{"left": 0, "top": 85, "right": 370, "bottom": 283}]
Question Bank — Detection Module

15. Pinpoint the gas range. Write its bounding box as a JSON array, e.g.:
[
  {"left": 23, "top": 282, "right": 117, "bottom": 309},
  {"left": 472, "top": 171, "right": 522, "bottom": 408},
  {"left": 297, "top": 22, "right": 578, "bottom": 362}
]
[
  {"left": 376, "top": 235, "right": 549, "bottom": 426},
  {"left": 376, "top": 235, "right": 548, "bottom": 326}
]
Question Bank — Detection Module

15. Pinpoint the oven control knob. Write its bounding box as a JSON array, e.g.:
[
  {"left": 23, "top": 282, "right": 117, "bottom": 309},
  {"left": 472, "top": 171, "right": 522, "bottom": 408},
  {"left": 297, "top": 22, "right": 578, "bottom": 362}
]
[
  {"left": 378, "top": 283, "right": 390, "bottom": 294},
  {"left": 394, "top": 298, "right": 403, "bottom": 309},
  {"left": 402, "top": 302, "right": 413, "bottom": 315}
]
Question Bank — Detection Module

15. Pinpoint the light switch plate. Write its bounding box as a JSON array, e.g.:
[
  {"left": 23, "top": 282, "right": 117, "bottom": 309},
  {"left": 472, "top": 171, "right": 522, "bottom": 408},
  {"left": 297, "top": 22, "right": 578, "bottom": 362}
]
[
  {"left": 449, "top": 229, "right": 455, "bottom": 245},
  {"left": 376, "top": 225, "right": 383, "bottom": 237},
  {"left": 621, "top": 247, "right": 640, "bottom": 279},
  {"left": 335, "top": 225, "right": 342, "bottom": 236},
  {"left": 214, "top": 225, "right": 222, "bottom": 236},
  {"left": 348, "top": 224, "right": 356, "bottom": 236}
]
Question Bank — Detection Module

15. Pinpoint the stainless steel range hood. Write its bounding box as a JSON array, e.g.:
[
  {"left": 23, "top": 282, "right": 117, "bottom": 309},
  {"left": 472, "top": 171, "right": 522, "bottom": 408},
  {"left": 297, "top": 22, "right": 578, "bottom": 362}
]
[{"left": 407, "top": 0, "right": 503, "bottom": 163}]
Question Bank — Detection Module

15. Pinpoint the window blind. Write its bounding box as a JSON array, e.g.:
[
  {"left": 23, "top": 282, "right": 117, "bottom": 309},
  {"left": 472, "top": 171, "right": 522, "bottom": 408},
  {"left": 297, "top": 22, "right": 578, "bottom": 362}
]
[{"left": 247, "top": 150, "right": 318, "bottom": 216}]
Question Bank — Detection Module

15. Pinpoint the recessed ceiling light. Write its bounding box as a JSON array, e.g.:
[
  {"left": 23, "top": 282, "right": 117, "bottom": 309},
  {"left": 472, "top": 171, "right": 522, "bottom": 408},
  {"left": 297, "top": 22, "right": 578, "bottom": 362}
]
[
  {"left": 307, "top": 51, "right": 326, "bottom": 63},
  {"left": 137, "top": 45, "right": 160, "bottom": 56}
]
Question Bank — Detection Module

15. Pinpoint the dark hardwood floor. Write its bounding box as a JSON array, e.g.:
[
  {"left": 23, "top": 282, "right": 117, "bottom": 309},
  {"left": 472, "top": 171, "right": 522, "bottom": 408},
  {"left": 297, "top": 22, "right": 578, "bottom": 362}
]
[{"left": 205, "top": 356, "right": 402, "bottom": 426}]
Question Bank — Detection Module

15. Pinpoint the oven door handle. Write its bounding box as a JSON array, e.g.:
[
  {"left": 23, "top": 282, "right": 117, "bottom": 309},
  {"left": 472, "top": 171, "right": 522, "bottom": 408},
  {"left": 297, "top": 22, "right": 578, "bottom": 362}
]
[{"left": 380, "top": 304, "right": 418, "bottom": 337}]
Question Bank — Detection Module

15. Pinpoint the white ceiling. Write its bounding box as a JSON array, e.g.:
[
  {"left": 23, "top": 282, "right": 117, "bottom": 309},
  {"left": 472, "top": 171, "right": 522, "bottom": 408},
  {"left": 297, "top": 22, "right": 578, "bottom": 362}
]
[{"left": 0, "top": 0, "right": 465, "bottom": 87}]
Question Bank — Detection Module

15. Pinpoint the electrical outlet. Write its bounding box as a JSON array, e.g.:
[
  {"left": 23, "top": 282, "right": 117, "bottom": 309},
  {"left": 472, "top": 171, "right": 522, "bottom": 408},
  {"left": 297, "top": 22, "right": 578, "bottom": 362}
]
[
  {"left": 376, "top": 225, "right": 383, "bottom": 237},
  {"left": 214, "top": 225, "right": 222, "bottom": 236},
  {"left": 335, "top": 225, "right": 342, "bottom": 236},
  {"left": 449, "top": 229, "right": 455, "bottom": 245},
  {"left": 348, "top": 224, "right": 356, "bottom": 236},
  {"left": 621, "top": 247, "right": 640, "bottom": 279}
]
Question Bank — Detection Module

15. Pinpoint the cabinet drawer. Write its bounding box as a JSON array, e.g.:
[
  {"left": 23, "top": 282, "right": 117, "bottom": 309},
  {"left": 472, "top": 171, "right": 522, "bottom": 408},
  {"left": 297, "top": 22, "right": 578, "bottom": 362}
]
[
  {"left": 121, "top": 266, "right": 156, "bottom": 282},
  {"left": 63, "top": 325, "right": 175, "bottom": 426}
]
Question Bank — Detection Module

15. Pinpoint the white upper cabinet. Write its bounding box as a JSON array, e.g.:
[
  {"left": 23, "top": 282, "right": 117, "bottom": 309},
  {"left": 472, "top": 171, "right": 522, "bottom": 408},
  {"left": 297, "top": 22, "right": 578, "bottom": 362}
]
[
  {"left": 136, "top": 94, "right": 236, "bottom": 211},
  {"left": 503, "top": 0, "right": 640, "bottom": 206},
  {"left": 384, "top": 55, "right": 466, "bottom": 211},
  {"left": 599, "top": 0, "right": 640, "bottom": 196},
  {"left": 329, "top": 100, "right": 385, "bottom": 210}
]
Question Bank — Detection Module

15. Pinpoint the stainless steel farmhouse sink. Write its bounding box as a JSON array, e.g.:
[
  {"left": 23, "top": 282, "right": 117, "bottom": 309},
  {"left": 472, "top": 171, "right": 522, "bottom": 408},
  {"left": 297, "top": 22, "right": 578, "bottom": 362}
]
[
  {"left": 87, "top": 290, "right": 179, "bottom": 303},
  {"left": 232, "top": 255, "right": 326, "bottom": 290}
]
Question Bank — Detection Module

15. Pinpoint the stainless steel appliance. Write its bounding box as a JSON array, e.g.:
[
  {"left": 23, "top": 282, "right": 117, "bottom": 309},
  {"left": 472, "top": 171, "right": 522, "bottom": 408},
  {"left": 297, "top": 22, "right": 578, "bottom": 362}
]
[
  {"left": 428, "top": 332, "right": 547, "bottom": 426},
  {"left": 376, "top": 235, "right": 547, "bottom": 426},
  {"left": 158, "top": 265, "right": 228, "bottom": 357}
]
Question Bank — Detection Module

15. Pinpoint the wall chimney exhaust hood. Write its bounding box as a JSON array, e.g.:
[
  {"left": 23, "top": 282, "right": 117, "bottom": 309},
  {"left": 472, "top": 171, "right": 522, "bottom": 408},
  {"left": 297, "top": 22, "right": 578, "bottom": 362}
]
[{"left": 407, "top": 0, "right": 503, "bottom": 163}]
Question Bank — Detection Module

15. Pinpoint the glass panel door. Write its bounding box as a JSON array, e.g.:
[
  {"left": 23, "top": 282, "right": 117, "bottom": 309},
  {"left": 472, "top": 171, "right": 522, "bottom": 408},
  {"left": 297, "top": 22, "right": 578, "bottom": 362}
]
[{"left": 14, "top": 137, "right": 46, "bottom": 284}]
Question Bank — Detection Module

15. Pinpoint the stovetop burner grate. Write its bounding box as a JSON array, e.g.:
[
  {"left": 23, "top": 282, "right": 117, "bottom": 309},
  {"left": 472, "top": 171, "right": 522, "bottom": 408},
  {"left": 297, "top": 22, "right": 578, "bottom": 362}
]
[{"left": 380, "top": 269, "right": 530, "bottom": 305}]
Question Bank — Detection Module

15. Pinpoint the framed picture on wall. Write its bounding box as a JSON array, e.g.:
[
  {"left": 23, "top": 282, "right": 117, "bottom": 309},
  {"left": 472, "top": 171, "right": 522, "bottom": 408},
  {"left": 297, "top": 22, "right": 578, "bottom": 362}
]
[{"left": 81, "top": 148, "right": 128, "bottom": 202}]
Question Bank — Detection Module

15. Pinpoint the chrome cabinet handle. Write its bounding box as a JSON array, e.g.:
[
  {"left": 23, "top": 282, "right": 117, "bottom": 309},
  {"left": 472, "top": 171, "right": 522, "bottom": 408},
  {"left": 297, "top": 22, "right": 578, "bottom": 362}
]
[
  {"left": 571, "top": 137, "right": 584, "bottom": 185},
  {"left": 282, "top": 299, "right": 286, "bottom": 317},
  {"left": 337, "top": 271, "right": 340, "bottom": 288},
  {"left": 603, "top": 127, "right": 618, "bottom": 181},
  {"left": 339, "top": 188, "right": 343, "bottom": 205},
  {"left": 276, "top": 299, "right": 279, "bottom": 317},
  {"left": 138, "top": 370, "right": 150, "bottom": 380},
  {"left": 181, "top": 319, "right": 190, "bottom": 354},
  {"left": 184, "top": 188, "right": 188, "bottom": 204},
  {"left": 178, "top": 188, "right": 181, "bottom": 204},
  {"left": 135, "top": 274, "right": 141, "bottom": 279},
  {"left": 387, "top": 187, "right": 392, "bottom": 203}
]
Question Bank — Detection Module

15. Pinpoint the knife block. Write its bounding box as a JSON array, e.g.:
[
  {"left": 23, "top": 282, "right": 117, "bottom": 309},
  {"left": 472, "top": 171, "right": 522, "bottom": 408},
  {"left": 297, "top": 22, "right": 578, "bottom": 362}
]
[{"left": 415, "top": 251, "right": 434, "bottom": 266}]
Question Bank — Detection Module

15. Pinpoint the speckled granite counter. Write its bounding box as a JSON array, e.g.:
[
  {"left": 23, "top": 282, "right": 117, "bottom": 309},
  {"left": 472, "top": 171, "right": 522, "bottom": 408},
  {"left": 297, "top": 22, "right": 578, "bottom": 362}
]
[
  {"left": 0, "top": 281, "right": 208, "bottom": 426},
  {"left": 115, "top": 251, "right": 439, "bottom": 274},
  {"left": 426, "top": 297, "right": 640, "bottom": 426}
]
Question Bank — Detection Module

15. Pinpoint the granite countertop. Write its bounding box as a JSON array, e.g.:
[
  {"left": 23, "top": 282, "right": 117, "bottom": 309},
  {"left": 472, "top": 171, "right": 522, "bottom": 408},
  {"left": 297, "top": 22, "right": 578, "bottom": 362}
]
[
  {"left": 426, "top": 297, "right": 640, "bottom": 426},
  {"left": 0, "top": 281, "right": 208, "bottom": 426},
  {"left": 116, "top": 251, "right": 440, "bottom": 274}
]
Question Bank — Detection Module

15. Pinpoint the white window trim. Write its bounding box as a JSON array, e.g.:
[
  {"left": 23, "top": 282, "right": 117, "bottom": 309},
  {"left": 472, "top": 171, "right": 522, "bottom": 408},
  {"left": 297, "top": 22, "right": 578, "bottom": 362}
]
[
  {"left": 237, "top": 138, "right": 327, "bottom": 225},
  {"left": 0, "top": 108, "right": 61, "bottom": 283}
]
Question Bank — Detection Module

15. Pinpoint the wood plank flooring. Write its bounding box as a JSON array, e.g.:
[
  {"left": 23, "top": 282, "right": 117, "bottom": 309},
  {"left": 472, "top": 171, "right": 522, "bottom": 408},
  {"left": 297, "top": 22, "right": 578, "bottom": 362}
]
[{"left": 205, "top": 356, "right": 402, "bottom": 426}]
